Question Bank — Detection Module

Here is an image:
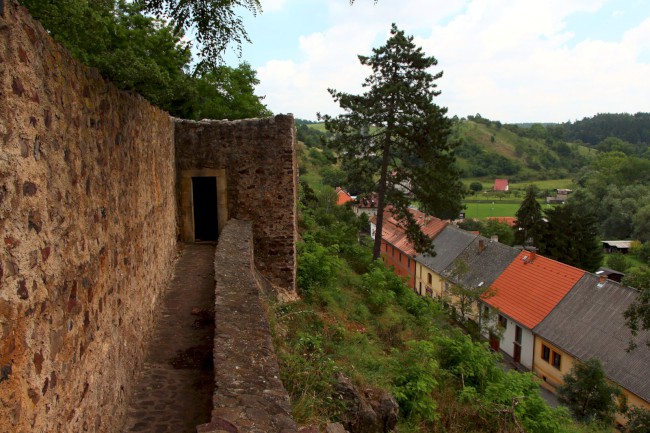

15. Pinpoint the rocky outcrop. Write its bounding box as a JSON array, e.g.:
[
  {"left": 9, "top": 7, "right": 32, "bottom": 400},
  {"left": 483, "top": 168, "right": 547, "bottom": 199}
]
[{"left": 334, "top": 374, "right": 399, "bottom": 433}]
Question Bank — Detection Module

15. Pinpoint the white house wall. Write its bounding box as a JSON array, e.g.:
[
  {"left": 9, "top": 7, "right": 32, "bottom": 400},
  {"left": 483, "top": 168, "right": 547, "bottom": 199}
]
[{"left": 482, "top": 306, "right": 535, "bottom": 370}]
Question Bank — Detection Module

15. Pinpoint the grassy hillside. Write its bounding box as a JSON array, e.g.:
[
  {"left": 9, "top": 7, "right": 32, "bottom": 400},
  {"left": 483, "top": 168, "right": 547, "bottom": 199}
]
[{"left": 306, "top": 120, "right": 596, "bottom": 183}]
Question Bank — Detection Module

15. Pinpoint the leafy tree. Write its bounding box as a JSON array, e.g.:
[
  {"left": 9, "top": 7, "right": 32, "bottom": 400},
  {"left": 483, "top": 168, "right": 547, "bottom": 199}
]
[
  {"left": 606, "top": 253, "right": 630, "bottom": 273},
  {"left": 469, "top": 181, "right": 483, "bottom": 193},
  {"left": 391, "top": 340, "right": 439, "bottom": 424},
  {"left": 557, "top": 358, "right": 625, "bottom": 424},
  {"left": 481, "top": 219, "right": 515, "bottom": 246},
  {"left": 458, "top": 218, "right": 484, "bottom": 232},
  {"left": 21, "top": 0, "right": 270, "bottom": 119},
  {"left": 320, "top": 167, "right": 347, "bottom": 188},
  {"left": 135, "top": 0, "right": 262, "bottom": 69},
  {"left": 445, "top": 260, "right": 494, "bottom": 323},
  {"left": 538, "top": 204, "right": 603, "bottom": 272},
  {"left": 321, "top": 24, "right": 464, "bottom": 260},
  {"left": 514, "top": 184, "right": 544, "bottom": 246},
  {"left": 625, "top": 406, "right": 650, "bottom": 433},
  {"left": 21, "top": 0, "right": 196, "bottom": 116},
  {"left": 437, "top": 333, "right": 503, "bottom": 394},
  {"left": 296, "top": 238, "right": 342, "bottom": 296},
  {"left": 623, "top": 269, "right": 650, "bottom": 349},
  {"left": 192, "top": 63, "right": 272, "bottom": 120},
  {"left": 632, "top": 204, "right": 650, "bottom": 243}
]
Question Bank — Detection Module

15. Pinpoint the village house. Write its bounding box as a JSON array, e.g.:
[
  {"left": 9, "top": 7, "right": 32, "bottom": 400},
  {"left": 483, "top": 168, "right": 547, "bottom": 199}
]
[
  {"left": 493, "top": 178, "right": 509, "bottom": 191},
  {"left": 352, "top": 192, "right": 379, "bottom": 218},
  {"left": 335, "top": 187, "right": 354, "bottom": 205},
  {"left": 371, "top": 209, "right": 447, "bottom": 289},
  {"left": 481, "top": 250, "right": 585, "bottom": 369},
  {"left": 439, "top": 235, "right": 520, "bottom": 322},
  {"left": 533, "top": 274, "right": 650, "bottom": 425},
  {"left": 414, "top": 225, "right": 476, "bottom": 298},
  {"left": 373, "top": 207, "right": 650, "bottom": 419}
]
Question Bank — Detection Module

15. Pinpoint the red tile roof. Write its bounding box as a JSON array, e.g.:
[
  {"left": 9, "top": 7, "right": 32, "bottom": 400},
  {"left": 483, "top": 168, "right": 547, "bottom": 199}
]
[
  {"left": 335, "top": 187, "right": 353, "bottom": 205},
  {"left": 485, "top": 216, "right": 517, "bottom": 227},
  {"left": 494, "top": 179, "right": 509, "bottom": 191},
  {"left": 485, "top": 251, "right": 585, "bottom": 329},
  {"left": 372, "top": 208, "right": 448, "bottom": 256}
]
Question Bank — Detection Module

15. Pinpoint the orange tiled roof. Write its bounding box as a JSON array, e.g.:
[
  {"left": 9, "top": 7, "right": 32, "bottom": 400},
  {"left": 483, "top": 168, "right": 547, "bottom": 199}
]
[
  {"left": 373, "top": 208, "right": 448, "bottom": 256},
  {"left": 485, "top": 216, "right": 517, "bottom": 227},
  {"left": 485, "top": 251, "right": 585, "bottom": 329},
  {"left": 336, "top": 187, "right": 353, "bottom": 205}
]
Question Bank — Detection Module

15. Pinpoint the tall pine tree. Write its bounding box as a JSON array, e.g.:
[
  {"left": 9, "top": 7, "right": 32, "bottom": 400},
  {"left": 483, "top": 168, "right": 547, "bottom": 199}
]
[
  {"left": 514, "top": 184, "right": 543, "bottom": 246},
  {"left": 538, "top": 203, "right": 603, "bottom": 272},
  {"left": 320, "top": 24, "right": 464, "bottom": 260}
]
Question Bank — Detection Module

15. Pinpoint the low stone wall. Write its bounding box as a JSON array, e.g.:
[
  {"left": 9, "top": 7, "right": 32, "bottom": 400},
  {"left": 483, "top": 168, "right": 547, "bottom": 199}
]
[
  {"left": 199, "top": 219, "right": 297, "bottom": 433},
  {"left": 0, "top": 2, "right": 177, "bottom": 432}
]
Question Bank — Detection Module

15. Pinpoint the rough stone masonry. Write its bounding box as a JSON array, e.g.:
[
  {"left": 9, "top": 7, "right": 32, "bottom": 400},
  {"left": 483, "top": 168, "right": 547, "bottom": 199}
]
[{"left": 0, "top": 1, "right": 298, "bottom": 432}]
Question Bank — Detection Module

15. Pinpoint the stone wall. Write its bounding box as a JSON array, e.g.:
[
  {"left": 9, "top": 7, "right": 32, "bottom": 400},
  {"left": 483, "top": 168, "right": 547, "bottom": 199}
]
[
  {"left": 175, "top": 117, "right": 297, "bottom": 293},
  {"left": 0, "top": 2, "right": 177, "bottom": 432},
  {"left": 198, "top": 219, "right": 297, "bottom": 433}
]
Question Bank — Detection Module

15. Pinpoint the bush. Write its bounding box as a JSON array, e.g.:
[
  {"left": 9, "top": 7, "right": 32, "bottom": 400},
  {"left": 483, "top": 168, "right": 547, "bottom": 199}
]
[
  {"left": 391, "top": 340, "right": 439, "bottom": 424},
  {"left": 607, "top": 252, "right": 630, "bottom": 272}
]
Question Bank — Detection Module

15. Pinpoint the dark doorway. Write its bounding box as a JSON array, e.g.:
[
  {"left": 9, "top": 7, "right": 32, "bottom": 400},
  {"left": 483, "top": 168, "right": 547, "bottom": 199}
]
[
  {"left": 489, "top": 333, "right": 500, "bottom": 352},
  {"left": 192, "top": 177, "right": 218, "bottom": 241},
  {"left": 513, "top": 325, "right": 522, "bottom": 363}
]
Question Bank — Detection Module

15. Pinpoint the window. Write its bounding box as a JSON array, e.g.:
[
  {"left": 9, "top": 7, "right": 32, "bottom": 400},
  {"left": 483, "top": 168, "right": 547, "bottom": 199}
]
[
  {"left": 498, "top": 315, "right": 507, "bottom": 329},
  {"left": 399, "top": 252, "right": 402, "bottom": 261},
  {"left": 482, "top": 305, "right": 490, "bottom": 319},
  {"left": 407, "top": 257, "right": 410, "bottom": 268},
  {"left": 385, "top": 243, "right": 388, "bottom": 252},
  {"left": 392, "top": 247, "right": 395, "bottom": 257},
  {"left": 515, "top": 326, "right": 522, "bottom": 344},
  {"left": 427, "top": 273, "right": 432, "bottom": 285},
  {"left": 552, "top": 352, "right": 562, "bottom": 369},
  {"left": 541, "top": 344, "right": 551, "bottom": 362}
]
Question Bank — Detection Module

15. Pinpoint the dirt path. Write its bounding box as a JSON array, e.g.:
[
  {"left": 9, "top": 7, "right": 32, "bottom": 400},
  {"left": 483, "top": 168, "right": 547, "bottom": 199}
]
[{"left": 123, "top": 243, "right": 216, "bottom": 433}]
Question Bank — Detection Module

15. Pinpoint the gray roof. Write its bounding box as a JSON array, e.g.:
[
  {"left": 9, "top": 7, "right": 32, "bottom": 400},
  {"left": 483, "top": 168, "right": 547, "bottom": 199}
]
[
  {"left": 415, "top": 225, "right": 476, "bottom": 273},
  {"left": 534, "top": 273, "right": 650, "bottom": 402},
  {"left": 602, "top": 240, "right": 633, "bottom": 249},
  {"left": 441, "top": 236, "right": 520, "bottom": 289}
]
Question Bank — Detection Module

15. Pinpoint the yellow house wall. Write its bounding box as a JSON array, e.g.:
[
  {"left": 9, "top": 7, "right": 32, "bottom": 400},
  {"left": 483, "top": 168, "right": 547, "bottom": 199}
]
[
  {"left": 618, "top": 390, "right": 650, "bottom": 426},
  {"left": 414, "top": 262, "right": 444, "bottom": 298},
  {"left": 533, "top": 337, "right": 576, "bottom": 391},
  {"left": 533, "top": 337, "right": 650, "bottom": 426}
]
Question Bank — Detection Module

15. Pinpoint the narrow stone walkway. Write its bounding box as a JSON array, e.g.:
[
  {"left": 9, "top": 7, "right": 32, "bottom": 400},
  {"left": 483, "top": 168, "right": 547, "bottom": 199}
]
[{"left": 123, "top": 243, "right": 216, "bottom": 433}]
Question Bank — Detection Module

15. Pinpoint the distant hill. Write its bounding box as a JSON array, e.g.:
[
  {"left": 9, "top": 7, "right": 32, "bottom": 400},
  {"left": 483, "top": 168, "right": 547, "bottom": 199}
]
[
  {"left": 453, "top": 118, "right": 595, "bottom": 181},
  {"left": 562, "top": 112, "right": 650, "bottom": 149},
  {"left": 300, "top": 112, "right": 650, "bottom": 182}
]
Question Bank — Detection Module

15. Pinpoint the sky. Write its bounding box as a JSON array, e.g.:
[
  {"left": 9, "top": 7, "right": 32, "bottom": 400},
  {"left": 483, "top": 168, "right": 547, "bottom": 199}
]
[{"left": 222, "top": 0, "right": 650, "bottom": 123}]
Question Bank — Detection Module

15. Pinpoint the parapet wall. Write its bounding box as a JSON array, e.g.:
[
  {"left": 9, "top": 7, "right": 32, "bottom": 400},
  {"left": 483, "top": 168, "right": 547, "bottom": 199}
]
[
  {"left": 0, "top": 2, "right": 177, "bottom": 432},
  {"left": 175, "top": 117, "right": 297, "bottom": 293},
  {"left": 199, "top": 219, "right": 297, "bottom": 433}
]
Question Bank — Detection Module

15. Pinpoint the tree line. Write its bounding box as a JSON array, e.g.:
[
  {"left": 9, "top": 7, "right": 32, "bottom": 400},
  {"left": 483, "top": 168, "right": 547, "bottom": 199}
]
[{"left": 20, "top": 0, "right": 271, "bottom": 120}]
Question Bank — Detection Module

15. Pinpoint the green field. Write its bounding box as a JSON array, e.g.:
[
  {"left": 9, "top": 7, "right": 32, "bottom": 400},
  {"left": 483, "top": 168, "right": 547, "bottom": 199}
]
[
  {"left": 462, "top": 201, "right": 555, "bottom": 219},
  {"left": 463, "top": 178, "right": 576, "bottom": 192}
]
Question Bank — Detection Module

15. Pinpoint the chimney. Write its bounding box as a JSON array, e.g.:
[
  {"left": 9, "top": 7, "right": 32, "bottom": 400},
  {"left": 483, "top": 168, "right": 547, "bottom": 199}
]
[
  {"left": 478, "top": 239, "right": 485, "bottom": 253},
  {"left": 599, "top": 275, "right": 607, "bottom": 284},
  {"left": 525, "top": 246, "right": 537, "bottom": 263}
]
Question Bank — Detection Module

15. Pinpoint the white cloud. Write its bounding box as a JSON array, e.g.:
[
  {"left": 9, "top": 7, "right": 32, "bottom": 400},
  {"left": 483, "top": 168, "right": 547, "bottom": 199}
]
[{"left": 253, "top": 0, "right": 650, "bottom": 122}]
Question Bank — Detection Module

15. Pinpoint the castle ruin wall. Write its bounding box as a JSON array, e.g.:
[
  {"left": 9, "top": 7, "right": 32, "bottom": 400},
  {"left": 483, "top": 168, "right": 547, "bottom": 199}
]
[{"left": 0, "top": 2, "right": 178, "bottom": 431}]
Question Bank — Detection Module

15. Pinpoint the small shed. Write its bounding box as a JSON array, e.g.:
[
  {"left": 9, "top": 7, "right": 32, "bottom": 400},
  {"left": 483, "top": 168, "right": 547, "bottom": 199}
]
[
  {"left": 602, "top": 240, "right": 633, "bottom": 254},
  {"left": 494, "top": 179, "right": 509, "bottom": 191}
]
